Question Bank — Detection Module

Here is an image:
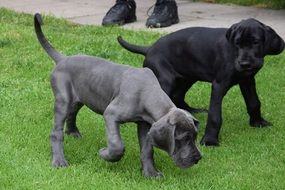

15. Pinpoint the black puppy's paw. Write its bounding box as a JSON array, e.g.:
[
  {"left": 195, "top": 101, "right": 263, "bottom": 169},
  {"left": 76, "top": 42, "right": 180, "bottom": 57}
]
[
  {"left": 189, "top": 107, "right": 208, "bottom": 114},
  {"left": 250, "top": 119, "right": 272, "bottom": 128},
  {"left": 52, "top": 157, "right": 69, "bottom": 167},
  {"left": 200, "top": 135, "right": 219, "bottom": 146},
  {"left": 65, "top": 130, "right": 82, "bottom": 138}
]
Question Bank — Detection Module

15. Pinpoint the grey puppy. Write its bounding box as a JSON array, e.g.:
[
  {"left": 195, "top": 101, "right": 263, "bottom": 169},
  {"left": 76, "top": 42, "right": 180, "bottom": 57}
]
[{"left": 34, "top": 13, "right": 201, "bottom": 177}]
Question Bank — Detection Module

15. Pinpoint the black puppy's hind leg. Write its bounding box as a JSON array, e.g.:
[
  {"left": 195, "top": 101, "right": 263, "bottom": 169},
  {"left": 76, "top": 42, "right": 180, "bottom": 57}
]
[
  {"left": 65, "top": 103, "right": 83, "bottom": 138},
  {"left": 172, "top": 79, "right": 207, "bottom": 114},
  {"left": 137, "top": 122, "right": 163, "bottom": 177},
  {"left": 201, "top": 81, "right": 228, "bottom": 146},
  {"left": 150, "top": 62, "right": 192, "bottom": 114}
]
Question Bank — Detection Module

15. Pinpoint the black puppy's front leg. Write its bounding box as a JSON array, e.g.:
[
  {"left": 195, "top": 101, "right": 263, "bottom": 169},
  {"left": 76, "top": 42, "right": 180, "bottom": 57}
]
[
  {"left": 201, "top": 81, "right": 228, "bottom": 146},
  {"left": 137, "top": 122, "right": 163, "bottom": 177},
  {"left": 239, "top": 77, "right": 272, "bottom": 127}
]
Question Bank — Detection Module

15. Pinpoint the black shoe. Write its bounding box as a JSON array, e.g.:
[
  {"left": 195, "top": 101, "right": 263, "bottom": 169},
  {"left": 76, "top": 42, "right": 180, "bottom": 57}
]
[
  {"left": 146, "top": 0, "right": 179, "bottom": 28},
  {"left": 102, "top": 0, "right": 137, "bottom": 26}
]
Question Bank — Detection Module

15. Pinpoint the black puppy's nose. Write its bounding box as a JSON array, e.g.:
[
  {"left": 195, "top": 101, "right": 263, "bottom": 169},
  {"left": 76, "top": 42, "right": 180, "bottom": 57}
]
[{"left": 239, "top": 61, "right": 251, "bottom": 69}]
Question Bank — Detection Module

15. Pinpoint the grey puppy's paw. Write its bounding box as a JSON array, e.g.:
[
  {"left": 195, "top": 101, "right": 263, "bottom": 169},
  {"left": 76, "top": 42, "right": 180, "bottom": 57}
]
[{"left": 99, "top": 147, "right": 124, "bottom": 162}]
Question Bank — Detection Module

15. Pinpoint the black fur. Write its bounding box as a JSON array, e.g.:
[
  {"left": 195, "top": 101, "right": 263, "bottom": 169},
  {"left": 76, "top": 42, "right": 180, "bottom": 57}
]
[{"left": 118, "top": 18, "right": 285, "bottom": 146}]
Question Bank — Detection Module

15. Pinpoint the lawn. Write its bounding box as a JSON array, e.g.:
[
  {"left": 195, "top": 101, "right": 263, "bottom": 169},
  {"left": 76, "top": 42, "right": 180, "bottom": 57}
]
[
  {"left": 0, "top": 8, "right": 285, "bottom": 190},
  {"left": 196, "top": 0, "right": 285, "bottom": 9}
]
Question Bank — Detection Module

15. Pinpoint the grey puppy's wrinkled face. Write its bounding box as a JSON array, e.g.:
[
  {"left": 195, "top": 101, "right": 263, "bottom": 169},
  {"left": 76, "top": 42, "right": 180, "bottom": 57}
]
[
  {"left": 226, "top": 18, "right": 285, "bottom": 74},
  {"left": 172, "top": 125, "right": 200, "bottom": 168},
  {"left": 148, "top": 108, "right": 201, "bottom": 168}
]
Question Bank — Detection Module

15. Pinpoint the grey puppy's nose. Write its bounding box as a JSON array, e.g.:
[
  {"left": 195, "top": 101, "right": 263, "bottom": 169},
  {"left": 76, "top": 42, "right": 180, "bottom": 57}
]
[{"left": 194, "top": 154, "right": 202, "bottom": 164}]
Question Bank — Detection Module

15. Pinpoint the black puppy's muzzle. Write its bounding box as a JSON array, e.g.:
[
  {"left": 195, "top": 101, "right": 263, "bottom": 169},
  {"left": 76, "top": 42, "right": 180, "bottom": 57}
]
[
  {"left": 238, "top": 61, "right": 251, "bottom": 69},
  {"left": 235, "top": 59, "right": 262, "bottom": 73}
]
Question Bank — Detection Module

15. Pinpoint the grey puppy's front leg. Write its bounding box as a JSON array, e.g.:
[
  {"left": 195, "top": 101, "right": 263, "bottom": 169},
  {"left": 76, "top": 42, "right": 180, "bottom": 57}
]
[
  {"left": 99, "top": 106, "right": 125, "bottom": 162},
  {"left": 137, "top": 122, "right": 163, "bottom": 177}
]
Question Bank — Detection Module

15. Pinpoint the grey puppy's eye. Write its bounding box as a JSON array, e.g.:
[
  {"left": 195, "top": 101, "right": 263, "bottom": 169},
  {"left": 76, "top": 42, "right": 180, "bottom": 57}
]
[{"left": 175, "top": 132, "right": 188, "bottom": 140}]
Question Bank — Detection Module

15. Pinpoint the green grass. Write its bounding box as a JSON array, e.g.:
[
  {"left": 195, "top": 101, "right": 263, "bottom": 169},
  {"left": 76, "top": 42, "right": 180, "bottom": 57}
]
[
  {"left": 1, "top": 8, "right": 285, "bottom": 189},
  {"left": 195, "top": 0, "right": 285, "bottom": 9}
]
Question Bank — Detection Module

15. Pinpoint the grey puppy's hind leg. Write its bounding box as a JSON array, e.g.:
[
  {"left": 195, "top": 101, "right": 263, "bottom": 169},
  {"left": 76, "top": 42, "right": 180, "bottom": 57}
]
[
  {"left": 137, "top": 122, "right": 163, "bottom": 177},
  {"left": 51, "top": 78, "right": 73, "bottom": 167},
  {"left": 65, "top": 103, "right": 83, "bottom": 138}
]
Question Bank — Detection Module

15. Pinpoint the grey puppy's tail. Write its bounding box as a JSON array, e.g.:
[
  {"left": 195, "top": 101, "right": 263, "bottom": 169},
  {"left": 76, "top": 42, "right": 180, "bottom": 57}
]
[
  {"left": 34, "top": 13, "right": 64, "bottom": 63},
  {"left": 117, "top": 36, "right": 149, "bottom": 56}
]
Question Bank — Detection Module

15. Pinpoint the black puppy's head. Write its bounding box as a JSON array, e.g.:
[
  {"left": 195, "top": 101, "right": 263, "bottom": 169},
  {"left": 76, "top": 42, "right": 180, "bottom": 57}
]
[
  {"left": 226, "top": 18, "right": 285, "bottom": 73},
  {"left": 148, "top": 108, "right": 201, "bottom": 168}
]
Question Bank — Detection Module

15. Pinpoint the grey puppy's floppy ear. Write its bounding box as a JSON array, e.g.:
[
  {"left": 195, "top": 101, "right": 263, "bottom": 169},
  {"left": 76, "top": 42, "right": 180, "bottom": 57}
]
[
  {"left": 148, "top": 117, "right": 176, "bottom": 155},
  {"left": 168, "top": 109, "right": 199, "bottom": 131},
  {"left": 147, "top": 109, "right": 199, "bottom": 156}
]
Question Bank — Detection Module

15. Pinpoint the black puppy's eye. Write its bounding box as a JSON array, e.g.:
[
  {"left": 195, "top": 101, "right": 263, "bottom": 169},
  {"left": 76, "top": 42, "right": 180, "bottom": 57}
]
[
  {"left": 253, "top": 40, "right": 260, "bottom": 44},
  {"left": 234, "top": 39, "right": 241, "bottom": 46}
]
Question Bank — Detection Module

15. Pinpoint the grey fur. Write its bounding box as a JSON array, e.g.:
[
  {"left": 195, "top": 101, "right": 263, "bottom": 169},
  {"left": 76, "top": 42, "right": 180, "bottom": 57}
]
[{"left": 34, "top": 13, "right": 201, "bottom": 177}]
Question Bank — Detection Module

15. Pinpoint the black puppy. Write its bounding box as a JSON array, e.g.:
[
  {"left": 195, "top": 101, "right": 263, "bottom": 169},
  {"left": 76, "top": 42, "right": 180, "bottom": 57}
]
[{"left": 118, "top": 18, "right": 285, "bottom": 146}]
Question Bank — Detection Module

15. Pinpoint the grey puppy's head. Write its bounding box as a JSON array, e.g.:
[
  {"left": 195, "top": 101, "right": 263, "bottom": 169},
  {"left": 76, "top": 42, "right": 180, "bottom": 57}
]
[
  {"left": 148, "top": 108, "right": 201, "bottom": 168},
  {"left": 226, "top": 18, "right": 285, "bottom": 73}
]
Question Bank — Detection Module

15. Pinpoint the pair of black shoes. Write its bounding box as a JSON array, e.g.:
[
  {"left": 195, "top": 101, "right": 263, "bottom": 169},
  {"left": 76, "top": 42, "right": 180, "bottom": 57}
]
[{"left": 102, "top": 0, "right": 179, "bottom": 28}]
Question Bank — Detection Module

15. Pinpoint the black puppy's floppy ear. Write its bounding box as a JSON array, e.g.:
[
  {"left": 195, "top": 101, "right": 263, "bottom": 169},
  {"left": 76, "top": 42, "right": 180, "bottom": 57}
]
[
  {"left": 226, "top": 23, "right": 238, "bottom": 43},
  {"left": 264, "top": 25, "right": 285, "bottom": 55},
  {"left": 148, "top": 118, "right": 175, "bottom": 155}
]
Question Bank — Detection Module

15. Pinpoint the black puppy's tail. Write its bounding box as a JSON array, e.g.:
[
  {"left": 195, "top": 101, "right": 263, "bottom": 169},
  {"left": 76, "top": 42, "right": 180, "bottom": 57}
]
[
  {"left": 34, "top": 13, "right": 64, "bottom": 63},
  {"left": 117, "top": 36, "right": 149, "bottom": 56}
]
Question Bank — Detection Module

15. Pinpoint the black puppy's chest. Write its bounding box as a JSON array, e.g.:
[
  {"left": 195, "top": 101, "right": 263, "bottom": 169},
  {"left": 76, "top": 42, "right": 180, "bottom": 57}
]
[
  {"left": 206, "top": 56, "right": 258, "bottom": 86},
  {"left": 217, "top": 67, "right": 260, "bottom": 89}
]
